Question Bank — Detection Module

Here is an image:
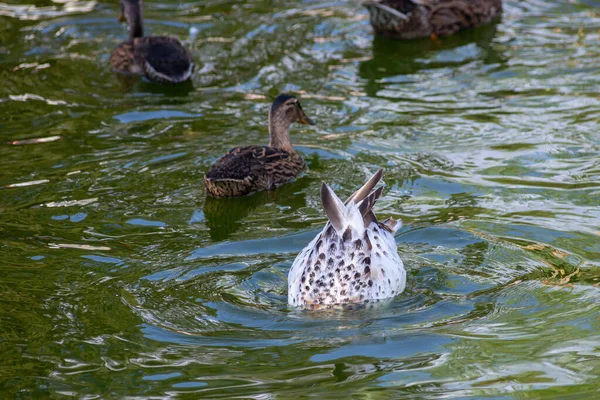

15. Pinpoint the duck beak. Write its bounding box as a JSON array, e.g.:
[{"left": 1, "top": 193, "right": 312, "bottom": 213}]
[{"left": 299, "top": 110, "right": 315, "bottom": 125}]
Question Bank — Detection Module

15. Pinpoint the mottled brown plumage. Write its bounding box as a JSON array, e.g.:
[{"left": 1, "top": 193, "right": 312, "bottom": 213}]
[
  {"left": 110, "top": 0, "right": 194, "bottom": 83},
  {"left": 363, "top": 0, "right": 502, "bottom": 40},
  {"left": 204, "top": 94, "right": 315, "bottom": 198}
]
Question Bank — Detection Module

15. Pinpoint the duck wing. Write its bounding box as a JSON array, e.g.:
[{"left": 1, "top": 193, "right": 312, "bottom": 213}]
[
  {"left": 207, "top": 146, "right": 291, "bottom": 179},
  {"left": 134, "top": 36, "right": 195, "bottom": 83},
  {"left": 364, "top": 0, "right": 501, "bottom": 39},
  {"left": 110, "top": 41, "right": 143, "bottom": 75},
  {"left": 364, "top": 0, "right": 425, "bottom": 15},
  {"left": 363, "top": 0, "right": 435, "bottom": 39},
  {"left": 205, "top": 145, "right": 305, "bottom": 197},
  {"left": 429, "top": 0, "right": 502, "bottom": 36}
]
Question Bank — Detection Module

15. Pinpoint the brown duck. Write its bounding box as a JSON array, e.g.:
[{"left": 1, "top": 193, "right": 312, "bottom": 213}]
[
  {"left": 110, "top": 0, "right": 195, "bottom": 83},
  {"left": 204, "top": 94, "right": 315, "bottom": 198},
  {"left": 363, "top": 0, "right": 502, "bottom": 40}
]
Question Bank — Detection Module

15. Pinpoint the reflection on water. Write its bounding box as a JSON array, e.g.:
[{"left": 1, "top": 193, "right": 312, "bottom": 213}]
[
  {"left": 359, "top": 23, "right": 503, "bottom": 83},
  {"left": 1, "top": 0, "right": 600, "bottom": 398},
  {"left": 204, "top": 177, "right": 310, "bottom": 240}
]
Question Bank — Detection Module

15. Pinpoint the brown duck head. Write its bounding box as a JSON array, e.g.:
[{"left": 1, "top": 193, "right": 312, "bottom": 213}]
[
  {"left": 119, "top": 0, "right": 144, "bottom": 39},
  {"left": 268, "top": 94, "right": 315, "bottom": 152}
]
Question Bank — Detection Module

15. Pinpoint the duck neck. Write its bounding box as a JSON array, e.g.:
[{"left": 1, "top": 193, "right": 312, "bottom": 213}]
[
  {"left": 268, "top": 110, "right": 294, "bottom": 152},
  {"left": 125, "top": 2, "right": 144, "bottom": 39}
]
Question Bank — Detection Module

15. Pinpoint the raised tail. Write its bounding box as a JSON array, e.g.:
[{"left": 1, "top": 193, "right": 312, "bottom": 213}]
[
  {"left": 345, "top": 169, "right": 383, "bottom": 205},
  {"left": 321, "top": 182, "right": 354, "bottom": 233},
  {"left": 320, "top": 170, "right": 386, "bottom": 235},
  {"left": 358, "top": 186, "right": 384, "bottom": 226}
]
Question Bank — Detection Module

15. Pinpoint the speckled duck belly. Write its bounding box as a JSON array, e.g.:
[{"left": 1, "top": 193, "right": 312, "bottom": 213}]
[{"left": 288, "top": 170, "right": 406, "bottom": 310}]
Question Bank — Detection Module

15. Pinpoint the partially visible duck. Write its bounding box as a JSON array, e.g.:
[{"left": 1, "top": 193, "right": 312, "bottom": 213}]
[
  {"left": 363, "top": 0, "right": 502, "bottom": 40},
  {"left": 204, "top": 94, "right": 315, "bottom": 198},
  {"left": 288, "top": 170, "right": 406, "bottom": 310},
  {"left": 110, "top": 0, "right": 195, "bottom": 83}
]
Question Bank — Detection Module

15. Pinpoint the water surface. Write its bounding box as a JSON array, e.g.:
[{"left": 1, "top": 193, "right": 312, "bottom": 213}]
[{"left": 1, "top": 0, "right": 600, "bottom": 397}]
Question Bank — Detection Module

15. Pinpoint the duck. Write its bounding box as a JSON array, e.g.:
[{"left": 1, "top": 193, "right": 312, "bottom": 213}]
[
  {"left": 204, "top": 94, "right": 315, "bottom": 198},
  {"left": 288, "top": 169, "right": 406, "bottom": 310},
  {"left": 363, "top": 0, "right": 502, "bottom": 40},
  {"left": 110, "top": 0, "right": 195, "bottom": 83}
]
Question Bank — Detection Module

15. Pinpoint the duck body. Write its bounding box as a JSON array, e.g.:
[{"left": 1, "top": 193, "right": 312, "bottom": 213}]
[
  {"left": 288, "top": 170, "right": 406, "bottom": 310},
  {"left": 110, "top": 0, "right": 194, "bottom": 83},
  {"left": 363, "top": 0, "right": 502, "bottom": 40},
  {"left": 204, "top": 94, "right": 314, "bottom": 198},
  {"left": 111, "top": 37, "right": 194, "bottom": 83},
  {"left": 204, "top": 145, "right": 306, "bottom": 198}
]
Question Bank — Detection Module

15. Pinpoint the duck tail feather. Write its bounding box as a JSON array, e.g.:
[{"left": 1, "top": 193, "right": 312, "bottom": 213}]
[
  {"left": 381, "top": 217, "right": 401, "bottom": 233},
  {"left": 144, "top": 61, "right": 194, "bottom": 84},
  {"left": 321, "top": 183, "right": 347, "bottom": 233},
  {"left": 363, "top": 211, "right": 378, "bottom": 226},
  {"left": 345, "top": 169, "right": 383, "bottom": 205},
  {"left": 358, "top": 186, "right": 384, "bottom": 218}
]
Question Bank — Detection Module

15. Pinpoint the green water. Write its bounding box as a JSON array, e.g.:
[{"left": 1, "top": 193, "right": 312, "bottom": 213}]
[{"left": 1, "top": 0, "right": 600, "bottom": 397}]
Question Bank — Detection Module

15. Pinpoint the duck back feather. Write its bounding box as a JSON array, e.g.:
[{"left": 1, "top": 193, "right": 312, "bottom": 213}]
[
  {"left": 135, "top": 36, "right": 195, "bottom": 83},
  {"left": 204, "top": 145, "right": 306, "bottom": 198},
  {"left": 363, "top": 0, "right": 502, "bottom": 40}
]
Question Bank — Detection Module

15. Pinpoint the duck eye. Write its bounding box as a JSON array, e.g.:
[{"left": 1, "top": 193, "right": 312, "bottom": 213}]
[{"left": 285, "top": 104, "right": 296, "bottom": 114}]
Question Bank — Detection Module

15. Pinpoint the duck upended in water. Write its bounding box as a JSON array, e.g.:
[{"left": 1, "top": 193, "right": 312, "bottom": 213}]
[
  {"left": 363, "top": 0, "right": 502, "bottom": 40},
  {"left": 288, "top": 170, "right": 406, "bottom": 310},
  {"left": 110, "top": 0, "right": 195, "bottom": 83},
  {"left": 204, "top": 94, "right": 315, "bottom": 198}
]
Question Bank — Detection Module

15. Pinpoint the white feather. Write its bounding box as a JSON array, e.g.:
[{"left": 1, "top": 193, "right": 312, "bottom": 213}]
[{"left": 288, "top": 171, "right": 405, "bottom": 309}]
